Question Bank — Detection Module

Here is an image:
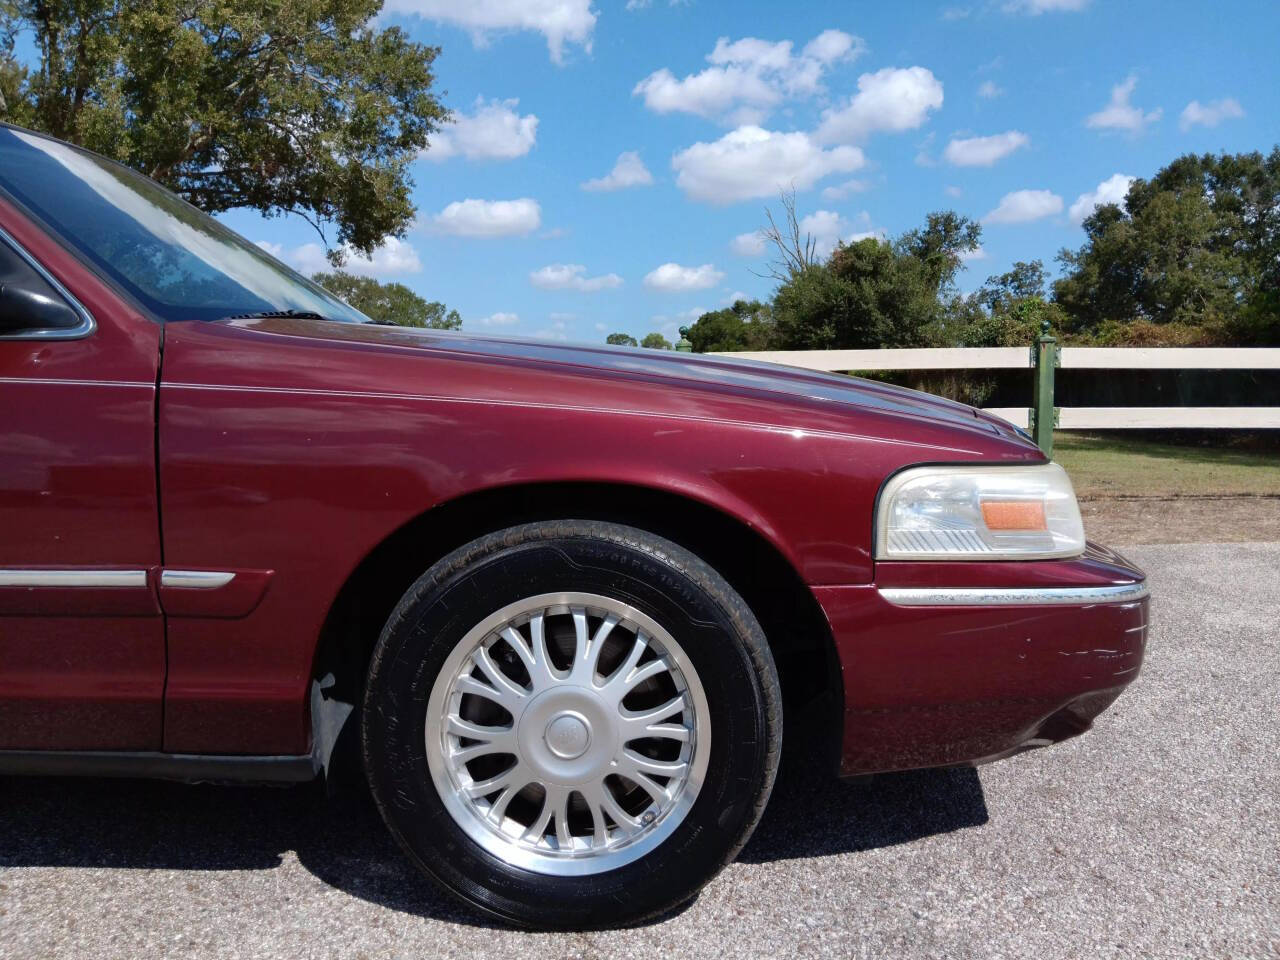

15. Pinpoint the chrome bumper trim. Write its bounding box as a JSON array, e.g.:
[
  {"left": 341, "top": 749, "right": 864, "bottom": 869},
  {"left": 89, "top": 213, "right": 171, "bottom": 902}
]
[
  {"left": 879, "top": 581, "right": 1150, "bottom": 607},
  {"left": 0, "top": 569, "right": 147, "bottom": 588},
  {"left": 160, "top": 570, "right": 236, "bottom": 589}
]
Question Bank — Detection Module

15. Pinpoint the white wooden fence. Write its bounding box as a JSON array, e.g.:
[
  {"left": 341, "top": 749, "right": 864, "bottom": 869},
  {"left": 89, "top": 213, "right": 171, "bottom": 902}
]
[{"left": 712, "top": 347, "right": 1280, "bottom": 430}]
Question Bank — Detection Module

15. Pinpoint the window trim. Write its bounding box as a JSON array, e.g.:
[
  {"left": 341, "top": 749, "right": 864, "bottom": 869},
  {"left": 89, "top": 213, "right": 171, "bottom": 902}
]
[{"left": 0, "top": 223, "right": 96, "bottom": 341}]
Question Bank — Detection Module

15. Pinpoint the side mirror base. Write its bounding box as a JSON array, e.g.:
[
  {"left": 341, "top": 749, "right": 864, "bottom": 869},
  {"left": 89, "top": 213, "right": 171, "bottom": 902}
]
[{"left": 0, "top": 233, "right": 93, "bottom": 338}]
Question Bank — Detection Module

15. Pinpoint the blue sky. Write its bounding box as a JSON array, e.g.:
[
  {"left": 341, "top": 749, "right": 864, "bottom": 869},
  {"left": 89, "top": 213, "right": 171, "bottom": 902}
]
[{"left": 224, "top": 0, "right": 1279, "bottom": 343}]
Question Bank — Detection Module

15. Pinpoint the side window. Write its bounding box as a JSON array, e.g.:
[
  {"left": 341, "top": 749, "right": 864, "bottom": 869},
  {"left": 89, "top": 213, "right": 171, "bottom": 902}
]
[{"left": 0, "top": 234, "right": 90, "bottom": 338}]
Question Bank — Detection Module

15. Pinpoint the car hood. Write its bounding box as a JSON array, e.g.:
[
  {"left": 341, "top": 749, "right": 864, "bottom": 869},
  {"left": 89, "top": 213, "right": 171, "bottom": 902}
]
[{"left": 232, "top": 319, "right": 1027, "bottom": 440}]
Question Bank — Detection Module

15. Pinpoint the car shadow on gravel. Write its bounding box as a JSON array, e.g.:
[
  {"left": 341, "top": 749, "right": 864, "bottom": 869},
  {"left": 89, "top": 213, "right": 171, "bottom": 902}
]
[
  {"left": 0, "top": 744, "right": 987, "bottom": 927},
  {"left": 738, "top": 747, "right": 988, "bottom": 865}
]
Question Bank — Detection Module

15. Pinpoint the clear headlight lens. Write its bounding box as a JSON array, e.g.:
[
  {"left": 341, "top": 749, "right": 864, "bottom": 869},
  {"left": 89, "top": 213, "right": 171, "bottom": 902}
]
[{"left": 876, "top": 463, "right": 1086, "bottom": 560}]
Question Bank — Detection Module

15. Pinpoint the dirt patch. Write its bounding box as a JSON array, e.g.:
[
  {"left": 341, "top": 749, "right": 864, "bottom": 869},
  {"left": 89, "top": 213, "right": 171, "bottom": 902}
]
[{"left": 1080, "top": 496, "right": 1280, "bottom": 545}]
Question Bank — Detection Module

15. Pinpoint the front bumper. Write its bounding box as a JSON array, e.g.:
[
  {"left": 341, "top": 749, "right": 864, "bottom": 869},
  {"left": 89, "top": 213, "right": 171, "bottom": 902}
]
[{"left": 816, "top": 543, "right": 1149, "bottom": 776}]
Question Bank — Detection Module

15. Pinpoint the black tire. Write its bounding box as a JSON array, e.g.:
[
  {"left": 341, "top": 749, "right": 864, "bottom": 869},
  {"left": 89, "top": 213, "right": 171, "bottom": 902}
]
[{"left": 361, "top": 519, "right": 781, "bottom": 930}]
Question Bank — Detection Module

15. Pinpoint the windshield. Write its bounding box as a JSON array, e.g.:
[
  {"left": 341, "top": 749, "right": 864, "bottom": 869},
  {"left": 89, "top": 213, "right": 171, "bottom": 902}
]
[{"left": 0, "top": 125, "right": 370, "bottom": 325}]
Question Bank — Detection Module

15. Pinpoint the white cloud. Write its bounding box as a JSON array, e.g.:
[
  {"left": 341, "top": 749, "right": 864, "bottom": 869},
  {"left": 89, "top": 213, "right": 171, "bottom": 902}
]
[
  {"left": 672, "top": 125, "right": 864, "bottom": 205},
  {"left": 633, "top": 29, "right": 864, "bottom": 125},
  {"left": 802, "top": 29, "right": 860, "bottom": 63},
  {"left": 730, "top": 231, "right": 766, "bottom": 256},
  {"left": 797, "top": 209, "right": 878, "bottom": 256},
  {"left": 634, "top": 65, "right": 776, "bottom": 125},
  {"left": 644, "top": 262, "right": 725, "bottom": 292},
  {"left": 945, "top": 184, "right": 964, "bottom": 198},
  {"left": 529, "top": 263, "right": 623, "bottom": 292},
  {"left": 1004, "top": 0, "right": 1088, "bottom": 11},
  {"left": 533, "top": 318, "right": 569, "bottom": 340},
  {"left": 1179, "top": 97, "right": 1245, "bottom": 131},
  {"left": 1069, "top": 173, "right": 1135, "bottom": 223},
  {"left": 914, "top": 132, "right": 937, "bottom": 167},
  {"left": 977, "top": 80, "right": 1003, "bottom": 99},
  {"left": 432, "top": 198, "right": 541, "bottom": 237},
  {"left": 799, "top": 210, "right": 845, "bottom": 256},
  {"left": 960, "top": 246, "right": 989, "bottom": 262},
  {"left": 820, "top": 178, "right": 870, "bottom": 200},
  {"left": 581, "top": 151, "right": 654, "bottom": 191},
  {"left": 427, "top": 97, "right": 538, "bottom": 162},
  {"left": 943, "top": 130, "right": 1029, "bottom": 167},
  {"left": 382, "top": 0, "right": 596, "bottom": 64},
  {"left": 656, "top": 306, "right": 706, "bottom": 324},
  {"left": 472, "top": 312, "right": 521, "bottom": 327},
  {"left": 594, "top": 321, "right": 607, "bottom": 332},
  {"left": 723, "top": 290, "right": 749, "bottom": 304},
  {"left": 1086, "top": 76, "right": 1162, "bottom": 133},
  {"left": 650, "top": 306, "right": 708, "bottom": 337},
  {"left": 815, "top": 66, "right": 944, "bottom": 144},
  {"left": 983, "top": 189, "right": 1064, "bottom": 224},
  {"left": 258, "top": 237, "right": 422, "bottom": 278}
]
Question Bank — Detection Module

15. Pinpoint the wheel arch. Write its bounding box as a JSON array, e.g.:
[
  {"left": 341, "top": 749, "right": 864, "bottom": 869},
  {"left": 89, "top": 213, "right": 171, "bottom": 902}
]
[{"left": 311, "top": 480, "right": 842, "bottom": 782}]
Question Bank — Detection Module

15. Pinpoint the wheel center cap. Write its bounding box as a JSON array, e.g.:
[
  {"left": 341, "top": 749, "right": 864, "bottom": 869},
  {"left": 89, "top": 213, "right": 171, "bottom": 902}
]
[{"left": 544, "top": 712, "right": 591, "bottom": 760}]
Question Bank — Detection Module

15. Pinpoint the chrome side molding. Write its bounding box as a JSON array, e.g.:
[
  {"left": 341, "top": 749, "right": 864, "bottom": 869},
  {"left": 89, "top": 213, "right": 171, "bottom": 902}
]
[
  {"left": 160, "top": 570, "right": 236, "bottom": 589},
  {"left": 0, "top": 569, "right": 147, "bottom": 588},
  {"left": 879, "top": 582, "right": 1150, "bottom": 607},
  {"left": 0, "top": 569, "right": 238, "bottom": 589}
]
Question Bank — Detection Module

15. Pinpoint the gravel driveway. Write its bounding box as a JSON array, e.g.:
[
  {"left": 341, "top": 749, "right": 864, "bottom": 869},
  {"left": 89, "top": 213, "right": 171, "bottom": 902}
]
[{"left": 1, "top": 543, "right": 1277, "bottom": 959}]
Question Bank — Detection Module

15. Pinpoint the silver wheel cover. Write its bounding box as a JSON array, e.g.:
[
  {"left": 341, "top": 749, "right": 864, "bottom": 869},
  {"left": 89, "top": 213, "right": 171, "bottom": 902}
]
[{"left": 425, "top": 592, "right": 711, "bottom": 876}]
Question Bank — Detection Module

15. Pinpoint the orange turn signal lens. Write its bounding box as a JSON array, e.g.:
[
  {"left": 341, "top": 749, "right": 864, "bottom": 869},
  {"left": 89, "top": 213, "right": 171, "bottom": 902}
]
[{"left": 981, "top": 499, "right": 1048, "bottom": 531}]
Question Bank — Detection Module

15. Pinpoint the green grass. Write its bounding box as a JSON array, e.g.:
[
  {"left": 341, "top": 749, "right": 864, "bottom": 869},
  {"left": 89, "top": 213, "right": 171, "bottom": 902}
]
[{"left": 1053, "top": 433, "right": 1280, "bottom": 498}]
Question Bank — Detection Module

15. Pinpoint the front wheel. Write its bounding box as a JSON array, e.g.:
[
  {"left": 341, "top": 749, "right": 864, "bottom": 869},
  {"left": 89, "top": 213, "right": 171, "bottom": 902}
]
[{"left": 362, "top": 520, "right": 781, "bottom": 929}]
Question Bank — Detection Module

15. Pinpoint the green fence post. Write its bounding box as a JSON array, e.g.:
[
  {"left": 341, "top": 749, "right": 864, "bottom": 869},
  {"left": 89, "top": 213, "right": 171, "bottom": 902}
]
[
  {"left": 1030, "top": 319, "right": 1058, "bottom": 457},
  {"left": 675, "top": 326, "right": 693, "bottom": 352}
]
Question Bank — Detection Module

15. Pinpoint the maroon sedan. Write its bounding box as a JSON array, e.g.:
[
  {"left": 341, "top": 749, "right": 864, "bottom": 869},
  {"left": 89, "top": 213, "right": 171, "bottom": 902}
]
[{"left": 0, "top": 123, "right": 1148, "bottom": 928}]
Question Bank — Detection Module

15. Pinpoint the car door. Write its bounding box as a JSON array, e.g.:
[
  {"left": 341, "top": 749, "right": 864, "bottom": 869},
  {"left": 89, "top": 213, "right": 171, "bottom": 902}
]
[{"left": 0, "top": 199, "right": 165, "bottom": 751}]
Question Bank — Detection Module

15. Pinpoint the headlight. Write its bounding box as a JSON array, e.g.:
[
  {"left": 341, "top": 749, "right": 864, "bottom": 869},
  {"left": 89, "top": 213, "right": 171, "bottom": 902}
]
[{"left": 876, "top": 463, "right": 1086, "bottom": 561}]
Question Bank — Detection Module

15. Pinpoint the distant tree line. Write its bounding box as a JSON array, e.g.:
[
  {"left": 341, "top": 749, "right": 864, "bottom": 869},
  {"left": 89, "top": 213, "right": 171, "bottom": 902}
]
[
  {"left": 678, "top": 148, "right": 1280, "bottom": 355},
  {"left": 606, "top": 332, "right": 672, "bottom": 349},
  {"left": 311, "top": 271, "right": 460, "bottom": 329}
]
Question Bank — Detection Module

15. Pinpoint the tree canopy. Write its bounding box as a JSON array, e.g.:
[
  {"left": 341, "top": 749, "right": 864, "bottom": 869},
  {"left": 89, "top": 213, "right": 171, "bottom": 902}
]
[
  {"left": 0, "top": 0, "right": 447, "bottom": 256},
  {"left": 640, "top": 332, "right": 672, "bottom": 350},
  {"left": 763, "top": 202, "right": 981, "bottom": 351},
  {"left": 683, "top": 300, "right": 775, "bottom": 353},
  {"left": 606, "top": 332, "right": 638, "bottom": 347},
  {"left": 941, "top": 260, "right": 1066, "bottom": 348},
  {"left": 680, "top": 209, "right": 984, "bottom": 354},
  {"left": 1054, "top": 148, "right": 1280, "bottom": 345},
  {"left": 311, "top": 271, "right": 460, "bottom": 328}
]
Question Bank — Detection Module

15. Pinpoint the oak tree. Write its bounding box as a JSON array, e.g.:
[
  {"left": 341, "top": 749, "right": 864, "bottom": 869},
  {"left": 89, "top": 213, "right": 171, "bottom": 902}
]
[
  {"left": 1055, "top": 148, "right": 1280, "bottom": 344},
  {"left": 0, "top": 0, "right": 448, "bottom": 256},
  {"left": 683, "top": 300, "right": 776, "bottom": 353}
]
